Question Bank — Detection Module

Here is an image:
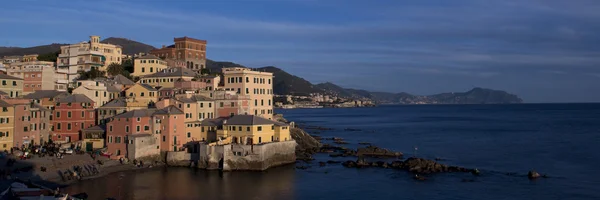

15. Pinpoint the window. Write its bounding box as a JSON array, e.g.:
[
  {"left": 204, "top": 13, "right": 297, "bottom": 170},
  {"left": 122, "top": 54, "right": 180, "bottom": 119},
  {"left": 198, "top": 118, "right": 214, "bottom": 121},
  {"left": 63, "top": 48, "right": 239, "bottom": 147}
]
[
  {"left": 57, "top": 123, "right": 61, "bottom": 130},
  {"left": 140, "top": 92, "right": 145, "bottom": 97},
  {"left": 201, "top": 127, "right": 205, "bottom": 132},
  {"left": 208, "top": 103, "right": 212, "bottom": 108},
  {"left": 126, "top": 126, "right": 129, "bottom": 133},
  {"left": 144, "top": 126, "right": 149, "bottom": 131},
  {"left": 257, "top": 126, "right": 262, "bottom": 131},
  {"left": 187, "top": 132, "right": 191, "bottom": 138},
  {"left": 67, "top": 123, "right": 71, "bottom": 130},
  {"left": 246, "top": 77, "right": 249, "bottom": 83},
  {"left": 109, "top": 126, "right": 113, "bottom": 132},
  {"left": 142, "top": 67, "right": 145, "bottom": 73},
  {"left": 56, "top": 112, "right": 60, "bottom": 118},
  {"left": 24, "top": 127, "right": 28, "bottom": 132},
  {"left": 162, "top": 136, "right": 166, "bottom": 142},
  {"left": 95, "top": 91, "right": 98, "bottom": 97},
  {"left": 137, "top": 117, "right": 141, "bottom": 122},
  {"left": 2, "top": 107, "right": 7, "bottom": 112},
  {"left": 247, "top": 127, "right": 250, "bottom": 131},
  {"left": 230, "top": 102, "right": 234, "bottom": 107},
  {"left": 1, "top": 80, "right": 5, "bottom": 85},
  {"left": 220, "top": 102, "right": 224, "bottom": 107},
  {"left": 12, "top": 81, "right": 16, "bottom": 86},
  {"left": 200, "top": 103, "right": 203, "bottom": 108},
  {"left": 67, "top": 112, "right": 71, "bottom": 118},
  {"left": 187, "top": 104, "right": 190, "bottom": 108},
  {"left": 272, "top": 125, "right": 275, "bottom": 130},
  {"left": 81, "top": 111, "right": 85, "bottom": 118},
  {"left": 136, "top": 126, "right": 140, "bottom": 132}
]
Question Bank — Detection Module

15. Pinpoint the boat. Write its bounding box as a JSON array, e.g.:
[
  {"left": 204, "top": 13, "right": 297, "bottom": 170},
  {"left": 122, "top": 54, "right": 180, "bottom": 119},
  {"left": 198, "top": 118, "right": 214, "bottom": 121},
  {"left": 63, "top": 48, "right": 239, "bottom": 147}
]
[{"left": 0, "top": 180, "right": 79, "bottom": 200}]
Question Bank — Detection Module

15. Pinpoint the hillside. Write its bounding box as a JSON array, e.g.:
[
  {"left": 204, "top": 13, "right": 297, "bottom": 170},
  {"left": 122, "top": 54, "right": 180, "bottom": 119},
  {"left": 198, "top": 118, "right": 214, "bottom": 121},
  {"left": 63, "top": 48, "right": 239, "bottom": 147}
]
[
  {"left": 258, "top": 66, "right": 323, "bottom": 96},
  {"left": 101, "top": 37, "right": 156, "bottom": 55},
  {"left": 370, "top": 88, "right": 523, "bottom": 104},
  {"left": 0, "top": 44, "right": 64, "bottom": 57}
]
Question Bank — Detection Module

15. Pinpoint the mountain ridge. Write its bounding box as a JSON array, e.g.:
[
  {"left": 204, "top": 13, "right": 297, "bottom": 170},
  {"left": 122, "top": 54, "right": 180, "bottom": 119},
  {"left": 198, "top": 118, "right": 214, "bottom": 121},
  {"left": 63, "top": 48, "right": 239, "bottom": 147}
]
[{"left": 0, "top": 39, "right": 523, "bottom": 104}]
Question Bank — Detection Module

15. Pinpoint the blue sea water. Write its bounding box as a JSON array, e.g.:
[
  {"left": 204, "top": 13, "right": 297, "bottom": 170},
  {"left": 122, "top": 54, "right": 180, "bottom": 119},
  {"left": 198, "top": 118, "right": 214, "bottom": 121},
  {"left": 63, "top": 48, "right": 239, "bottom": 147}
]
[{"left": 65, "top": 104, "right": 600, "bottom": 200}]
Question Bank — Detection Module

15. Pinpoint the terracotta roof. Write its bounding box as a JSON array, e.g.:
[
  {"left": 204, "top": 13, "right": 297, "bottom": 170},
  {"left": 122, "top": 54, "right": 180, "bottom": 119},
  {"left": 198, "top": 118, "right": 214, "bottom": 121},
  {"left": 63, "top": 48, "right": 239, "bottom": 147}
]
[
  {"left": 0, "top": 73, "right": 22, "bottom": 80},
  {"left": 225, "top": 115, "right": 287, "bottom": 126},
  {"left": 23, "top": 90, "right": 69, "bottom": 99},
  {"left": 83, "top": 125, "right": 106, "bottom": 132},
  {"left": 142, "top": 67, "right": 197, "bottom": 78},
  {"left": 112, "top": 74, "right": 135, "bottom": 85},
  {"left": 100, "top": 98, "right": 127, "bottom": 108},
  {"left": 0, "top": 99, "right": 11, "bottom": 107},
  {"left": 154, "top": 105, "right": 184, "bottom": 115},
  {"left": 114, "top": 109, "right": 156, "bottom": 118},
  {"left": 140, "top": 84, "right": 157, "bottom": 91},
  {"left": 201, "top": 118, "right": 227, "bottom": 126},
  {"left": 56, "top": 94, "right": 95, "bottom": 103},
  {"left": 175, "top": 95, "right": 213, "bottom": 103}
]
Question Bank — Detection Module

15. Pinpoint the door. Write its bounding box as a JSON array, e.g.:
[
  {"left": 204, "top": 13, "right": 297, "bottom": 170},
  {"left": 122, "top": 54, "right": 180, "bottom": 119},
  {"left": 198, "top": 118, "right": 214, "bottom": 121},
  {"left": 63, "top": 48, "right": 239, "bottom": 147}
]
[
  {"left": 85, "top": 142, "right": 93, "bottom": 152},
  {"left": 66, "top": 136, "right": 71, "bottom": 143}
]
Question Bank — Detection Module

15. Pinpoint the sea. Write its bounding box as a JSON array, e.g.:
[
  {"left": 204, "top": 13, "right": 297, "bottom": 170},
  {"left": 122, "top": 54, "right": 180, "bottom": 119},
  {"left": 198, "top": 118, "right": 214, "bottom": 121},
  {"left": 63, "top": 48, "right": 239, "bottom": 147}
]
[{"left": 64, "top": 104, "right": 600, "bottom": 200}]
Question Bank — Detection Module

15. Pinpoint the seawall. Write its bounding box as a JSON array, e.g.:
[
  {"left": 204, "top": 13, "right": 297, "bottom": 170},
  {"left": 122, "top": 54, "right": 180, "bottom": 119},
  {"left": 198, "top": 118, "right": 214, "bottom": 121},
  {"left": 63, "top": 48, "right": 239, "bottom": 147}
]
[{"left": 166, "top": 140, "right": 297, "bottom": 171}]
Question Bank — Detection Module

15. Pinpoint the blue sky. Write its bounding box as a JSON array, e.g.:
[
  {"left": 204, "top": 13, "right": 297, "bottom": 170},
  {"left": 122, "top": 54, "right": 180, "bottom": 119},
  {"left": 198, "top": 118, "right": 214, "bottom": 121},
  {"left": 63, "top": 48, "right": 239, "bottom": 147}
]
[{"left": 2, "top": 0, "right": 600, "bottom": 102}]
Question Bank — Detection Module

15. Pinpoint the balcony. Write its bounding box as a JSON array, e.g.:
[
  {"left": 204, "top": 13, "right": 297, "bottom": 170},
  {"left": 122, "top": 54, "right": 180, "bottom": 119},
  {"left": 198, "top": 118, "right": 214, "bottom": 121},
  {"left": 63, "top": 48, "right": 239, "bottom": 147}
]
[{"left": 56, "top": 79, "right": 69, "bottom": 84}]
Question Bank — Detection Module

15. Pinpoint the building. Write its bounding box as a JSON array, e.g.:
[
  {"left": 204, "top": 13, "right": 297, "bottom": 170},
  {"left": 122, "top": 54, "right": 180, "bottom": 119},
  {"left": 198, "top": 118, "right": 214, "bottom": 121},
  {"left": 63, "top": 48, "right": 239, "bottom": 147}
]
[
  {"left": 138, "top": 67, "right": 197, "bottom": 88},
  {"left": 6, "top": 60, "right": 56, "bottom": 94},
  {"left": 0, "top": 100, "right": 14, "bottom": 151},
  {"left": 221, "top": 67, "right": 274, "bottom": 119},
  {"left": 124, "top": 83, "right": 158, "bottom": 106},
  {"left": 52, "top": 94, "right": 96, "bottom": 143},
  {"left": 23, "top": 90, "right": 70, "bottom": 110},
  {"left": 97, "top": 98, "right": 128, "bottom": 125},
  {"left": 82, "top": 125, "right": 105, "bottom": 151},
  {"left": 212, "top": 91, "right": 251, "bottom": 118},
  {"left": 72, "top": 80, "right": 121, "bottom": 108},
  {"left": 200, "top": 115, "right": 290, "bottom": 144},
  {"left": 106, "top": 109, "right": 156, "bottom": 158},
  {"left": 0, "top": 74, "right": 23, "bottom": 98},
  {"left": 153, "top": 106, "right": 185, "bottom": 152},
  {"left": 196, "top": 75, "right": 220, "bottom": 91},
  {"left": 132, "top": 55, "right": 168, "bottom": 77},
  {"left": 150, "top": 36, "right": 207, "bottom": 72},
  {"left": 3, "top": 99, "right": 51, "bottom": 147},
  {"left": 156, "top": 95, "right": 214, "bottom": 143},
  {"left": 56, "top": 35, "right": 123, "bottom": 88}
]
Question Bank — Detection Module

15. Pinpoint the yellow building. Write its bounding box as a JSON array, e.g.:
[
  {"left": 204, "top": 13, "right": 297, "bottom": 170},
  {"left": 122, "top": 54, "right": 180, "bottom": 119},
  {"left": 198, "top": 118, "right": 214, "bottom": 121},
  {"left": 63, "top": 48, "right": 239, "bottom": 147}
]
[
  {"left": 56, "top": 35, "right": 122, "bottom": 88},
  {"left": 200, "top": 115, "right": 290, "bottom": 144},
  {"left": 125, "top": 83, "right": 158, "bottom": 106},
  {"left": 0, "top": 100, "right": 14, "bottom": 151},
  {"left": 132, "top": 55, "right": 168, "bottom": 77},
  {"left": 138, "top": 67, "right": 196, "bottom": 88},
  {"left": 82, "top": 125, "right": 105, "bottom": 152},
  {"left": 72, "top": 80, "right": 122, "bottom": 108},
  {"left": 0, "top": 74, "right": 23, "bottom": 98},
  {"left": 220, "top": 67, "right": 274, "bottom": 119}
]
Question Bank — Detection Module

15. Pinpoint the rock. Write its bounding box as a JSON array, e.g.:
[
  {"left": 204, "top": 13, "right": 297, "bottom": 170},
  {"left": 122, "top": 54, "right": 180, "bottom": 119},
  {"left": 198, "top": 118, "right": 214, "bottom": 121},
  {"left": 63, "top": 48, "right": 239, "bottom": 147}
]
[
  {"left": 326, "top": 160, "right": 341, "bottom": 164},
  {"left": 296, "top": 166, "right": 310, "bottom": 170},
  {"left": 390, "top": 157, "right": 471, "bottom": 174},
  {"left": 291, "top": 127, "right": 322, "bottom": 157},
  {"left": 472, "top": 168, "right": 480, "bottom": 176},
  {"left": 356, "top": 146, "right": 402, "bottom": 158},
  {"left": 342, "top": 161, "right": 357, "bottom": 168},
  {"left": 333, "top": 140, "right": 349, "bottom": 144},
  {"left": 358, "top": 142, "right": 371, "bottom": 146},
  {"left": 413, "top": 174, "right": 427, "bottom": 181},
  {"left": 528, "top": 170, "right": 541, "bottom": 179}
]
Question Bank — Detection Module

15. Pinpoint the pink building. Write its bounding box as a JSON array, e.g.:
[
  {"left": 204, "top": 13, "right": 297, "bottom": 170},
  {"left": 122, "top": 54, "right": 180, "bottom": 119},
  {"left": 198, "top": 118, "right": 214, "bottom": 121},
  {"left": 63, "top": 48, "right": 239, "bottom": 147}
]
[
  {"left": 3, "top": 99, "right": 50, "bottom": 147},
  {"left": 213, "top": 92, "right": 250, "bottom": 118},
  {"left": 52, "top": 94, "right": 96, "bottom": 143},
  {"left": 153, "top": 105, "right": 185, "bottom": 152},
  {"left": 106, "top": 109, "right": 155, "bottom": 158}
]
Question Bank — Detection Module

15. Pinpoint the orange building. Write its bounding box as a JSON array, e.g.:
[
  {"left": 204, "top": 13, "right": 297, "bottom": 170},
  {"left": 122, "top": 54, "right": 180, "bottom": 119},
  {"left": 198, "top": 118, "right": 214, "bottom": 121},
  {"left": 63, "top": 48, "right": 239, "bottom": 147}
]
[{"left": 52, "top": 94, "right": 96, "bottom": 143}]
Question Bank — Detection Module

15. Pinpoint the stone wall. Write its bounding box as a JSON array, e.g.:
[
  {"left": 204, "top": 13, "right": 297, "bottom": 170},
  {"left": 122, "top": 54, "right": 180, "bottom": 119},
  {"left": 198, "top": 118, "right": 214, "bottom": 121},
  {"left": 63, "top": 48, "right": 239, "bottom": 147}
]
[
  {"left": 127, "top": 134, "right": 160, "bottom": 160},
  {"left": 165, "top": 140, "right": 297, "bottom": 171}
]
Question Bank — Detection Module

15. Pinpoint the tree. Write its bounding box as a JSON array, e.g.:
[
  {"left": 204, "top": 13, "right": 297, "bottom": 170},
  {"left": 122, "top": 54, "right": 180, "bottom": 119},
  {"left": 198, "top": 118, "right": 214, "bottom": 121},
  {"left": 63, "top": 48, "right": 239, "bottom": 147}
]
[
  {"left": 37, "top": 51, "right": 60, "bottom": 62},
  {"left": 106, "top": 63, "right": 125, "bottom": 77},
  {"left": 121, "top": 59, "right": 134, "bottom": 73},
  {"left": 78, "top": 67, "right": 106, "bottom": 80},
  {"left": 200, "top": 68, "right": 211, "bottom": 75}
]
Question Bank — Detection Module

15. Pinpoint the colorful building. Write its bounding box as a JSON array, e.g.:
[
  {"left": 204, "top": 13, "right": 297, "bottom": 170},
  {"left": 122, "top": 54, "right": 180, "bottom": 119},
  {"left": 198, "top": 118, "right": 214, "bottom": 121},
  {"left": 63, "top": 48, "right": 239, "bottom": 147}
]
[
  {"left": 125, "top": 83, "right": 158, "bottom": 106},
  {"left": 153, "top": 106, "right": 185, "bottom": 152},
  {"left": 0, "top": 100, "right": 14, "bottom": 151},
  {"left": 138, "top": 67, "right": 197, "bottom": 88},
  {"left": 132, "top": 54, "right": 168, "bottom": 77},
  {"left": 82, "top": 125, "right": 105, "bottom": 151},
  {"left": 56, "top": 35, "right": 123, "bottom": 88},
  {"left": 73, "top": 80, "right": 121, "bottom": 108},
  {"left": 0, "top": 74, "right": 23, "bottom": 98},
  {"left": 106, "top": 109, "right": 156, "bottom": 158},
  {"left": 220, "top": 67, "right": 274, "bottom": 119},
  {"left": 52, "top": 94, "right": 96, "bottom": 143},
  {"left": 22, "top": 90, "right": 70, "bottom": 110},
  {"left": 200, "top": 115, "right": 290, "bottom": 144},
  {"left": 150, "top": 36, "right": 207, "bottom": 72},
  {"left": 212, "top": 91, "right": 251, "bottom": 118},
  {"left": 6, "top": 60, "right": 56, "bottom": 94},
  {"left": 3, "top": 99, "right": 50, "bottom": 147}
]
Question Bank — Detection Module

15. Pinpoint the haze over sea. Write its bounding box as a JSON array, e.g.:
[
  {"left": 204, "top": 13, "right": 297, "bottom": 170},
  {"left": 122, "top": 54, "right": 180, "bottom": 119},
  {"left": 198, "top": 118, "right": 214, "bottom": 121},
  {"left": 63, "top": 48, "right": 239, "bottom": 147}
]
[{"left": 65, "top": 104, "right": 600, "bottom": 200}]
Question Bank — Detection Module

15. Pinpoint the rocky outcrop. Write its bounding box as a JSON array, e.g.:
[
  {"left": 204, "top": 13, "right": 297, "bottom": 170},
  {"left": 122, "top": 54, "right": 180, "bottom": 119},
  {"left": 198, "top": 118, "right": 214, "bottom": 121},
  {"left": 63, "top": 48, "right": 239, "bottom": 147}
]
[
  {"left": 356, "top": 146, "right": 402, "bottom": 158},
  {"left": 342, "top": 157, "right": 473, "bottom": 174},
  {"left": 291, "top": 127, "right": 321, "bottom": 161}
]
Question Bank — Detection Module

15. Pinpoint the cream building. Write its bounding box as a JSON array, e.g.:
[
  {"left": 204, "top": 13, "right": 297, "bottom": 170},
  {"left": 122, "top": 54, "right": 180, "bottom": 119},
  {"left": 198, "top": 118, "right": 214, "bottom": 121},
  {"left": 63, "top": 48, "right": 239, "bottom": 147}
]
[
  {"left": 72, "top": 80, "right": 122, "bottom": 108},
  {"left": 0, "top": 74, "right": 23, "bottom": 98},
  {"left": 56, "top": 35, "right": 122, "bottom": 88},
  {"left": 6, "top": 60, "right": 56, "bottom": 94},
  {"left": 0, "top": 99, "right": 14, "bottom": 151},
  {"left": 138, "top": 67, "right": 197, "bottom": 88},
  {"left": 132, "top": 55, "right": 168, "bottom": 77},
  {"left": 221, "top": 67, "right": 274, "bottom": 119}
]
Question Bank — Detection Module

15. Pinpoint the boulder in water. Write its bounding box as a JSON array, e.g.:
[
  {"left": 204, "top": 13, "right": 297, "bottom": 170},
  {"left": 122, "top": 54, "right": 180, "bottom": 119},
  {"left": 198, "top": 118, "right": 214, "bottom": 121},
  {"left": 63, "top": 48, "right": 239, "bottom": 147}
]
[{"left": 528, "top": 170, "right": 541, "bottom": 179}]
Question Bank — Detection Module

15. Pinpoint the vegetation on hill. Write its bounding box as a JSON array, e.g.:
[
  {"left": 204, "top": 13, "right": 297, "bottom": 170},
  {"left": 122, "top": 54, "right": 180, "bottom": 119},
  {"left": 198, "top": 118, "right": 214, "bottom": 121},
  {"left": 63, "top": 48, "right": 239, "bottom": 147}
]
[
  {"left": 257, "top": 66, "right": 323, "bottom": 96},
  {"left": 78, "top": 68, "right": 106, "bottom": 80},
  {"left": 101, "top": 37, "right": 156, "bottom": 55},
  {"left": 0, "top": 44, "right": 64, "bottom": 57},
  {"left": 37, "top": 51, "right": 60, "bottom": 62}
]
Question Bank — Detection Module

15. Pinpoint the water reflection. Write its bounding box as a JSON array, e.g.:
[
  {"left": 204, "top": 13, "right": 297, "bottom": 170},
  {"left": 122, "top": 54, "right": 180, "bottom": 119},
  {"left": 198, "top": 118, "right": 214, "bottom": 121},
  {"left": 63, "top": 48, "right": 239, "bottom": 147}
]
[{"left": 64, "top": 166, "right": 296, "bottom": 200}]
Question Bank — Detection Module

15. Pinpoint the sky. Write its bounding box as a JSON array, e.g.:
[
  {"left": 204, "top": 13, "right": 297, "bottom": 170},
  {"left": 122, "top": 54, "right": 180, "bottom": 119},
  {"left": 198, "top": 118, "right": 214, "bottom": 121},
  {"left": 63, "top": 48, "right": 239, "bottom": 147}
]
[{"left": 1, "top": 0, "right": 600, "bottom": 102}]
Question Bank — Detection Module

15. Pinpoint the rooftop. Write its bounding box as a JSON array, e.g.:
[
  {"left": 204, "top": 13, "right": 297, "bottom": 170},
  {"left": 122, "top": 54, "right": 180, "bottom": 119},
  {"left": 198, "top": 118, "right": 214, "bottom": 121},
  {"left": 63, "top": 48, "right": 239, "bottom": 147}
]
[
  {"left": 56, "top": 94, "right": 95, "bottom": 104},
  {"left": 0, "top": 73, "right": 22, "bottom": 80},
  {"left": 154, "top": 105, "right": 184, "bottom": 115},
  {"left": 113, "top": 109, "right": 156, "bottom": 118},
  {"left": 142, "top": 67, "right": 197, "bottom": 78},
  {"left": 83, "top": 125, "right": 106, "bottom": 132},
  {"left": 0, "top": 99, "right": 11, "bottom": 107},
  {"left": 225, "top": 115, "right": 286, "bottom": 126},
  {"left": 112, "top": 74, "right": 136, "bottom": 85},
  {"left": 137, "top": 54, "right": 161, "bottom": 60},
  {"left": 100, "top": 98, "right": 127, "bottom": 108}
]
